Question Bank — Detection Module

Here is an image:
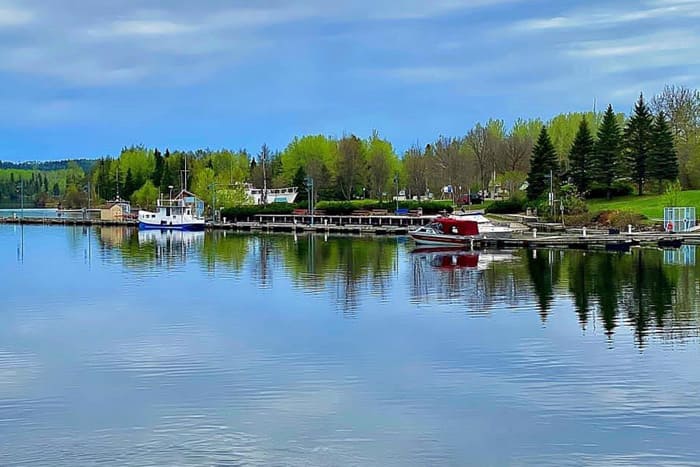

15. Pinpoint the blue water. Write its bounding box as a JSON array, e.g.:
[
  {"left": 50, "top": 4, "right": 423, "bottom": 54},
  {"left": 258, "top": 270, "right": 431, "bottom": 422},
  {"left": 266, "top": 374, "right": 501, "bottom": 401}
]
[{"left": 1, "top": 225, "right": 700, "bottom": 466}]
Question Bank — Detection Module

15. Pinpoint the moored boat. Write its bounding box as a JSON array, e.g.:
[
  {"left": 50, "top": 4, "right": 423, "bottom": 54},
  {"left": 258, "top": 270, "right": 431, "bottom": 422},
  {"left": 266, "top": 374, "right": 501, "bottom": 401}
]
[
  {"left": 138, "top": 190, "right": 205, "bottom": 231},
  {"left": 409, "top": 217, "right": 480, "bottom": 246},
  {"left": 449, "top": 211, "right": 514, "bottom": 239}
]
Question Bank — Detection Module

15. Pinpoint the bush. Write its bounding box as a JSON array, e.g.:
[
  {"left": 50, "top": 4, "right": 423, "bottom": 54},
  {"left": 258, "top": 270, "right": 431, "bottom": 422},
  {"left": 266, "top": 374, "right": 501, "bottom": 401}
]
[
  {"left": 221, "top": 203, "right": 295, "bottom": 220},
  {"left": 315, "top": 199, "right": 453, "bottom": 215},
  {"left": 485, "top": 196, "right": 526, "bottom": 214},
  {"left": 588, "top": 181, "right": 634, "bottom": 199},
  {"left": 593, "top": 210, "right": 647, "bottom": 229}
]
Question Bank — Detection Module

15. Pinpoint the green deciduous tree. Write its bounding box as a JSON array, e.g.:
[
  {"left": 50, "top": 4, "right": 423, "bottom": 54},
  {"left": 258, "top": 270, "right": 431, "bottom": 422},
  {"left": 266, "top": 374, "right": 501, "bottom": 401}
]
[
  {"left": 526, "top": 126, "right": 558, "bottom": 201},
  {"left": 131, "top": 180, "right": 160, "bottom": 209},
  {"left": 592, "top": 105, "right": 623, "bottom": 200},
  {"left": 625, "top": 94, "right": 654, "bottom": 195},
  {"left": 568, "top": 119, "right": 595, "bottom": 196},
  {"left": 336, "top": 135, "right": 367, "bottom": 200},
  {"left": 366, "top": 131, "right": 397, "bottom": 199}
]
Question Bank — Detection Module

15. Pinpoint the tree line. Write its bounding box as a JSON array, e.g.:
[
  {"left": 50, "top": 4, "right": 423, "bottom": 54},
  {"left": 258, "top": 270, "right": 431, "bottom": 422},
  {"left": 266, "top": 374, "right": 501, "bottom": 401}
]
[
  {"left": 527, "top": 93, "right": 679, "bottom": 202},
  {"left": 2, "top": 84, "right": 698, "bottom": 209}
]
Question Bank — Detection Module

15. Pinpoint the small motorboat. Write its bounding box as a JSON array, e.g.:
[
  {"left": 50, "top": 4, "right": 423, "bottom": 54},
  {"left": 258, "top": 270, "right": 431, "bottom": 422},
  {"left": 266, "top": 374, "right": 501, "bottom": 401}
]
[
  {"left": 409, "top": 217, "right": 480, "bottom": 246},
  {"left": 449, "top": 211, "right": 514, "bottom": 239}
]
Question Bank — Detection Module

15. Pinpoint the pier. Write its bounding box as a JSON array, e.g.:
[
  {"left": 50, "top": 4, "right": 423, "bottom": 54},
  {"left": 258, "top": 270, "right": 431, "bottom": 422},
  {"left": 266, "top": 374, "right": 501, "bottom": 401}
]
[{"left": 2, "top": 215, "right": 700, "bottom": 249}]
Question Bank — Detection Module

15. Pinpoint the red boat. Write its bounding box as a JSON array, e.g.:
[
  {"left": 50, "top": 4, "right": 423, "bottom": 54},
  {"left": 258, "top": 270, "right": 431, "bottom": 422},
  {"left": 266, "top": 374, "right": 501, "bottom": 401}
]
[{"left": 408, "top": 217, "right": 480, "bottom": 246}]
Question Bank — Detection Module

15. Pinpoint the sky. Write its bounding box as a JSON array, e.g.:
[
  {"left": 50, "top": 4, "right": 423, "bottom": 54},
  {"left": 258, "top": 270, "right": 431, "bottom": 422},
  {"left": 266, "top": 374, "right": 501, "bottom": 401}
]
[{"left": 0, "top": 0, "right": 698, "bottom": 161}]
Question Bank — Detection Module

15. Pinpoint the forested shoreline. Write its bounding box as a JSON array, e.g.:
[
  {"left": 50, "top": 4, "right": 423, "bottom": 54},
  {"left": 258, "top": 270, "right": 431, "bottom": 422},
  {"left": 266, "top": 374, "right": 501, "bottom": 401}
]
[{"left": 1, "top": 85, "right": 698, "bottom": 213}]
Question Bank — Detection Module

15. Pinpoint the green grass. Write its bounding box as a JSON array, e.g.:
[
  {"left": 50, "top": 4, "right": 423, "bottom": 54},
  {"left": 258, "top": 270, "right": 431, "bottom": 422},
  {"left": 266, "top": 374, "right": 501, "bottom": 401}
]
[{"left": 587, "top": 190, "right": 700, "bottom": 220}]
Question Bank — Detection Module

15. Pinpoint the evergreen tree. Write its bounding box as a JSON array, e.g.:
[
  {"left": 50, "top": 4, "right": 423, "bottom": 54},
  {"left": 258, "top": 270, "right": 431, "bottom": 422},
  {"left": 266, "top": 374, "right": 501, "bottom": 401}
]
[
  {"left": 648, "top": 112, "right": 678, "bottom": 192},
  {"left": 568, "top": 119, "right": 595, "bottom": 195},
  {"left": 52, "top": 182, "right": 60, "bottom": 197},
  {"left": 526, "top": 126, "right": 558, "bottom": 200},
  {"left": 292, "top": 166, "right": 308, "bottom": 202},
  {"left": 152, "top": 148, "right": 164, "bottom": 188},
  {"left": 43, "top": 174, "right": 48, "bottom": 193},
  {"left": 592, "top": 104, "right": 622, "bottom": 200},
  {"left": 123, "top": 168, "right": 137, "bottom": 200},
  {"left": 624, "top": 93, "right": 654, "bottom": 195}
]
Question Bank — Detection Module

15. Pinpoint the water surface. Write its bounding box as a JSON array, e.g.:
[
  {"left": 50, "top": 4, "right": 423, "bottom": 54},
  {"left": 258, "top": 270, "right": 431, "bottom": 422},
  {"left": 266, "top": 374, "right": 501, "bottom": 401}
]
[{"left": 1, "top": 225, "right": 700, "bottom": 466}]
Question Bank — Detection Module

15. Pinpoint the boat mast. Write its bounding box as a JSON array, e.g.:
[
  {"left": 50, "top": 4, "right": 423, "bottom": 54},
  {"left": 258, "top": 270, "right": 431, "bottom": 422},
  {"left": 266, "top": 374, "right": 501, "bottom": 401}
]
[{"left": 182, "top": 154, "right": 189, "bottom": 192}]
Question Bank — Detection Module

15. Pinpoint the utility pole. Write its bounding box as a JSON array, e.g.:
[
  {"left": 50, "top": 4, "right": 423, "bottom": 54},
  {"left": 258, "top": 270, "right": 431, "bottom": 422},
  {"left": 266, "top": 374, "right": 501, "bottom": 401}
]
[
  {"left": 306, "top": 176, "right": 314, "bottom": 226},
  {"left": 261, "top": 146, "right": 268, "bottom": 206},
  {"left": 18, "top": 179, "right": 24, "bottom": 220},
  {"left": 209, "top": 182, "right": 217, "bottom": 222},
  {"left": 394, "top": 173, "right": 399, "bottom": 213},
  {"left": 549, "top": 169, "right": 554, "bottom": 219}
]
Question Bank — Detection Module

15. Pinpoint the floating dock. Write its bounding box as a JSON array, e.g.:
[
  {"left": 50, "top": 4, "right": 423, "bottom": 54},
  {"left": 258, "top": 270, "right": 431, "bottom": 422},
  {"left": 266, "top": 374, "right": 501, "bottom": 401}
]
[{"left": 2, "top": 215, "right": 699, "bottom": 249}]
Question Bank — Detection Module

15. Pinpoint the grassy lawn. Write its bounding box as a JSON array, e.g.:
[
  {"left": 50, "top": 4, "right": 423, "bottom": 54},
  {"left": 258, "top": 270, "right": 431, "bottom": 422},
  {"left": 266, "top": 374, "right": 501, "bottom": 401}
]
[{"left": 587, "top": 190, "right": 700, "bottom": 219}]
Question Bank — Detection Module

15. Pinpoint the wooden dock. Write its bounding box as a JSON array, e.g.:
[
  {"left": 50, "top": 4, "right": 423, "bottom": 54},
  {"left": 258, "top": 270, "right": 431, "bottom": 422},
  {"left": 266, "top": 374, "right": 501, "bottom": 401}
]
[{"left": 2, "top": 215, "right": 699, "bottom": 249}]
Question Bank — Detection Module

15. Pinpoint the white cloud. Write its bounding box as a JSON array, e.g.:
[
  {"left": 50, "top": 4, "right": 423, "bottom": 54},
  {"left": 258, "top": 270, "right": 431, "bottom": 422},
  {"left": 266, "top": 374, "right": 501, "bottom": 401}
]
[
  {"left": 102, "top": 19, "right": 195, "bottom": 36},
  {"left": 0, "top": 4, "right": 34, "bottom": 27},
  {"left": 514, "top": 1, "right": 700, "bottom": 32}
]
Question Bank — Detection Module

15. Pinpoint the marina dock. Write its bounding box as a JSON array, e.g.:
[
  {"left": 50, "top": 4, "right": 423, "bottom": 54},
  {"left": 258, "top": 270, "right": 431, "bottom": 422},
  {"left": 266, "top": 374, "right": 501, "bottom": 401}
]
[{"left": 2, "top": 215, "right": 699, "bottom": 249}]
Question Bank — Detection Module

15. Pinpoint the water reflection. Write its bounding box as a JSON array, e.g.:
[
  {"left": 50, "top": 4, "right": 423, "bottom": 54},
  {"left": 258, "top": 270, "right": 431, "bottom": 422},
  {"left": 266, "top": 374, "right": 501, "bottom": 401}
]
[
  {"left": 4, "top": 225, "right": 700, "bottom": 465},
  {"left": 81, "top": 227, "right": 700, "bottom": 345}
]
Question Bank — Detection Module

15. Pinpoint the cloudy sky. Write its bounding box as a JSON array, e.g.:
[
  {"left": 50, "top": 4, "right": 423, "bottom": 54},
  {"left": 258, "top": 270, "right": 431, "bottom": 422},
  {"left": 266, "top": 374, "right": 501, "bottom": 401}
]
[{"left": 0, "top": 0, "right": 698, "bottom": 161}]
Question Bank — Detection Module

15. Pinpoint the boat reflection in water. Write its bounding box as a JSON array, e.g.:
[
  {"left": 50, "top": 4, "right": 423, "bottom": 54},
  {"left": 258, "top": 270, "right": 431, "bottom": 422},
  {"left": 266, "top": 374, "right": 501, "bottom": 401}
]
[
  {"left": 411, "top": 246, "right": 515, "bottom": 271},
  {"left": 135, "top": 229, "right": 205, "bottom": 266}
]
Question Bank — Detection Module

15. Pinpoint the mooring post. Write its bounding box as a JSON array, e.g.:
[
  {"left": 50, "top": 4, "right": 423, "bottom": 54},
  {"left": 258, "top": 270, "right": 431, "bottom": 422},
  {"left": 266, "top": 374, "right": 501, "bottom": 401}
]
[
  {"left": 628, "top": 224, "right": 632, "bottom": 234},
  {"left": 533, "top": 228, "right": 537, "bottom": 239},
  {"left": 582, "top": 226, "right": 587, "bottom": 237}
]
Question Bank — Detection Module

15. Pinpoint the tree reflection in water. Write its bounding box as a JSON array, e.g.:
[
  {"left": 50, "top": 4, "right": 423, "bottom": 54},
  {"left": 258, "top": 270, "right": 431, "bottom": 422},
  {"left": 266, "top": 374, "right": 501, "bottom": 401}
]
[{"left": 93, "top": 226, "right": 700, "bottom": 347}]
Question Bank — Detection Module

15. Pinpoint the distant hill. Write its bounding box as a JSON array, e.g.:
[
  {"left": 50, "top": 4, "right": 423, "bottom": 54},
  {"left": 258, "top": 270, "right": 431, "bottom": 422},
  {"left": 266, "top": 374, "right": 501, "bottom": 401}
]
[{"left": 0, "top": 159, "right": 97, "bottom": 172}]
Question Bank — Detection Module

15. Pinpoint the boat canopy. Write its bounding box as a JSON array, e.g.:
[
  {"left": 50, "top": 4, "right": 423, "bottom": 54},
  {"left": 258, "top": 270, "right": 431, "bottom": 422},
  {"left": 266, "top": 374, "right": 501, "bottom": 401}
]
[{"left": 433, "top": 217, "right": 479, "bottom": 236}]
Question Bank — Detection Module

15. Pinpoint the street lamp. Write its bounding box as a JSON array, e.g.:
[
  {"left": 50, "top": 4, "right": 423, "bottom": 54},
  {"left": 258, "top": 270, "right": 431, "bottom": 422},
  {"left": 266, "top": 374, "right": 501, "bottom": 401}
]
[{"left": 168, "top": 185, "right": 174, "bottom": 201}]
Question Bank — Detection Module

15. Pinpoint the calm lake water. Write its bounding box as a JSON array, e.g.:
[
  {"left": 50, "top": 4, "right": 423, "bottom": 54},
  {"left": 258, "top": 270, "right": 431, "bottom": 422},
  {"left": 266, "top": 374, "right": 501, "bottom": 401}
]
[{"left": 2, "top": 225, "right": 700, "bottom": 466}]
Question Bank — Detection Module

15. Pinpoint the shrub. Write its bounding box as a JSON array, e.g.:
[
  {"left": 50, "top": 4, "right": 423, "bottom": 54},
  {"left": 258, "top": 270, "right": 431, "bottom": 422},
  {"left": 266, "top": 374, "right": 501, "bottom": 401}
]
[
  {"left": 221, "top": 203, "right": 295, "bottom": 220},
  {"left": 587, "top": 181, "right": 634, "bottom": 199},
  {"left": 485, "top": 196, "right": 526, "bottom": 214},
  {"left": 593, "top": 210, "right": 647, "bottom": 229}
]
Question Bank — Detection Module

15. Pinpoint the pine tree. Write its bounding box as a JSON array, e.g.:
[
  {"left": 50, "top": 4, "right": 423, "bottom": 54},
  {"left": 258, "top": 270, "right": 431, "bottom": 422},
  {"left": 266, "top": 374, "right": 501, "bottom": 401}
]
[
  {"left": 123, "top": 168, "right": 137, "bottom": 200},
  {"left": 52, "top": 182, "right": 60, "bottom": 197},
  {"left": 648, "top": 112, "right": 678, "bottom": 192},
  {"left": 152, "top": 148, "right": 164, "bottom": 188},
  {"left": 292, "top": 166, "right": 308, "bottom": 202},
  {"left": 526, "top": 126, "right": 558, "bottom": 201},
  {"left": 568, "top": 119, "right": 595, "bottom": 196},
  {"left": 624, "top": 93, "right": 654, "bottom": 195},
  {"left": 592, "top": 104, "right": 622, "bottom": 200}
]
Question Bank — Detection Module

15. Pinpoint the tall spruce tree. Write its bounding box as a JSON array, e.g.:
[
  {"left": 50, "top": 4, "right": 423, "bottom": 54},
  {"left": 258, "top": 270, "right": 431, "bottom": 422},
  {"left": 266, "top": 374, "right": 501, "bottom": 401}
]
[
  {"left": 568, "top": 119, "right": 595, "bottom": 195},
  {"left": 152, "top": 148, "right": 164, "bottom": 188},
  {"left": 123, "top": 168, "right": 137, "bottom": 200},
  {"left": 648, "top": 112, "right": 678, "bottom": 192},
  {"left": 592, "top": 104, "right": 622, "bottom": 200},
  {"left": 526, "top": 126, "right": 558, "bottom": 200},
  {"left": 624, "top": 93, "right": 654, "bottom": 195}
]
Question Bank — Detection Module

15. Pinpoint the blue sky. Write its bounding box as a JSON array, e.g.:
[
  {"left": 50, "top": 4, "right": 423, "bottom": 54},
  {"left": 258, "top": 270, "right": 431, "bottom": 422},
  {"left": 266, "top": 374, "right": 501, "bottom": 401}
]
[{"left": 0, "top": 0, "right": 698, "bottom": 161}]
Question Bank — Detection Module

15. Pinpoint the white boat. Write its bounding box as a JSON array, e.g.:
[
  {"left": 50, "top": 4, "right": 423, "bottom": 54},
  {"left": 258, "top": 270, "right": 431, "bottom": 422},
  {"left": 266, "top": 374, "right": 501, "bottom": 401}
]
[
  {"left": 138, "top": 190, "right": 205, "bottom": 231},
  {"left": 449, "top": 211, "right": 514, "bottom": 239},
  {"left": 245, "top": 184, "right": 298, "bottom": 204},
  {"left": 409, "top": 217, "right": 481, "bottom": 246}
]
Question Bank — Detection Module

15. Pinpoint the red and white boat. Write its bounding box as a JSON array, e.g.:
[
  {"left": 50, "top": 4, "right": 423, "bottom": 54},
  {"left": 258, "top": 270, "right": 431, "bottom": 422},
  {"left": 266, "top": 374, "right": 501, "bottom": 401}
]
[{"left": 409, "top": 217, "right": 481, "bottom": 246}]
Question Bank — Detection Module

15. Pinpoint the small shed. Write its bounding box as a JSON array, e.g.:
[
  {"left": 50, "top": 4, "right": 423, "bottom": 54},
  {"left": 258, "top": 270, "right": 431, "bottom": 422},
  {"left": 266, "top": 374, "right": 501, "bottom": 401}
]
[{"left": 100, "top": 199, "right": 131, "bottom": 221}]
